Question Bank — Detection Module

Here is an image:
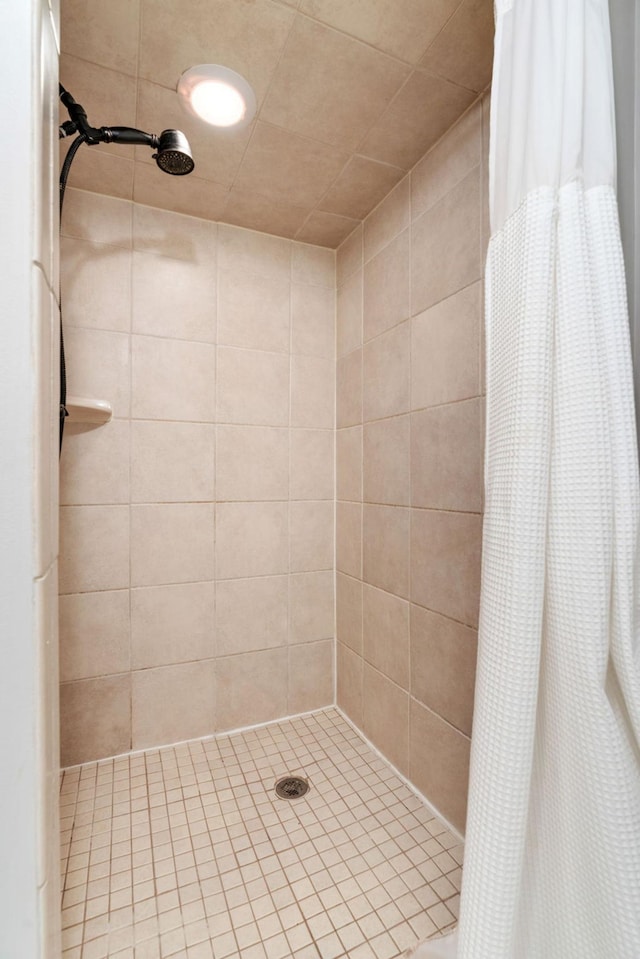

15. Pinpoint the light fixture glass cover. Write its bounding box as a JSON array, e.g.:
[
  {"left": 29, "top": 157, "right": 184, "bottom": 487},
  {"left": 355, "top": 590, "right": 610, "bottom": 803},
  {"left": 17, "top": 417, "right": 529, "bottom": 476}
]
[{"left": 177, "top": 65, "right": 257, "bottom": 129}]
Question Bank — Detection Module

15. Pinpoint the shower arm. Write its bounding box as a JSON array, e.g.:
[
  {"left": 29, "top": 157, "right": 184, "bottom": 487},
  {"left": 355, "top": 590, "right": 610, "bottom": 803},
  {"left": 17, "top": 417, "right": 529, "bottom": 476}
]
[{"left": 58, "top": 84, "right": 161, "bottom": 150}]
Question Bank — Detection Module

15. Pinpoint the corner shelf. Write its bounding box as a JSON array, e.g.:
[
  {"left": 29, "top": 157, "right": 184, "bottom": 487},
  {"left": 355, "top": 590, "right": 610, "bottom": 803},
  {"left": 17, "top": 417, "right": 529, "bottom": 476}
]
[{"left": 66, "top": 396, "right": 113, "bottom": 426}]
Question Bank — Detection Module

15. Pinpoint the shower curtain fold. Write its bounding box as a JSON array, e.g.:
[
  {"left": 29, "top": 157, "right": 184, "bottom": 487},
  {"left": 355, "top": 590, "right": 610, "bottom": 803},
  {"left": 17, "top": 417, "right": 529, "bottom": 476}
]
[{"left": 414, "top": 1, "right": 640, "bottom": 956}]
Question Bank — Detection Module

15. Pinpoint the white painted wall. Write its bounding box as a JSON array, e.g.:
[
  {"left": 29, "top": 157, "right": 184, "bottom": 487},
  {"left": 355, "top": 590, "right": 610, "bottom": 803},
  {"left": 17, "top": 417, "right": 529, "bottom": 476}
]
[{"left": 0, "top": 1, "right": 61, "bottom": 956}]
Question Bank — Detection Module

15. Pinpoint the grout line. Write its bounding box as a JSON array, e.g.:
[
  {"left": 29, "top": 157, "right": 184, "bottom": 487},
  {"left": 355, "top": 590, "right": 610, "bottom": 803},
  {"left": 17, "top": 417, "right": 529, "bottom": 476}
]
[
  {"left": 357, "top": 224, "right": 365, "bottom": 718},
  {"left": 287, "top": 241, "right": 294, "bottom": 716},
  {"left": 407, "top": 167, "right": 414, "bottom": 777},
  {"left": 213, "top": 220, "right": 220, "bottom": 728},
  {"left": 127, "top": 202, "right": 134, "bottom": 754},
  {"left": 332, "top": 250, "right": 338, "bottom": 708}
]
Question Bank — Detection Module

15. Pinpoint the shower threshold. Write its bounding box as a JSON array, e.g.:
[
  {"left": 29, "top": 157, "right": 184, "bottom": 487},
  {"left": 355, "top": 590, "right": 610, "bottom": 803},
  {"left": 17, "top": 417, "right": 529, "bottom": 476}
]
[{"left": 60, "top": 708, "right": 462, "bottom": 959}]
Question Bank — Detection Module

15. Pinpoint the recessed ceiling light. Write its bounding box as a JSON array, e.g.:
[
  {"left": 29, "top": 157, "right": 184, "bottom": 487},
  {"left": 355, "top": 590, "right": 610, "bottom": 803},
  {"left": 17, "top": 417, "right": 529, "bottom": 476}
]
[{"left": 177, "top": 65, "right": 256, "bottom": 129}]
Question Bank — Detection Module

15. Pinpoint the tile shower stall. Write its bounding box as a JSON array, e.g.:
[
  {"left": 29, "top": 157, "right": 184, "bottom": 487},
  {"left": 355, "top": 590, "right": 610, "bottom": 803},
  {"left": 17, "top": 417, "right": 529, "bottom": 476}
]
[{"left": 58, "top": 94, "right": 488, "bottom": 959}]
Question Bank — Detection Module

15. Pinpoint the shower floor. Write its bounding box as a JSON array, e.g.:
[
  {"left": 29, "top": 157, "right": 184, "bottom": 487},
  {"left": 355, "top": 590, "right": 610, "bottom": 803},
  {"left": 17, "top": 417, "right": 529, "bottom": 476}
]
[{"left": 60, "top": 708, "right": 462, "bottom": 959}]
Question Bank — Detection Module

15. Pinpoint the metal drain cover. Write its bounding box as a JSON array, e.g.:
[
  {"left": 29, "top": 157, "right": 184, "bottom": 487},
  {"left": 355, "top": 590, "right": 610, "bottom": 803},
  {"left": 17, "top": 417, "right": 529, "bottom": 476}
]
[{"left": 275, "top": 776, "right": 309, "bottom": 800}]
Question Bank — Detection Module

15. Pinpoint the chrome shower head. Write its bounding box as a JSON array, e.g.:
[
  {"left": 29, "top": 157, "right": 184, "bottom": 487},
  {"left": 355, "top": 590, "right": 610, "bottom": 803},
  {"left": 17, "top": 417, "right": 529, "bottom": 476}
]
[{"left": 153, "top": 130, "right": 195, "bottom": 176}]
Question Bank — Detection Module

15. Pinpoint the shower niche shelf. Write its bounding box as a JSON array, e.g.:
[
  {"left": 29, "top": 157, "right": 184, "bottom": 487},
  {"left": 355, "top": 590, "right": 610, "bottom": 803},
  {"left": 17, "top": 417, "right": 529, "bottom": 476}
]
[{"left": 66, "top": 396, "right": 112, "bottom": 427}]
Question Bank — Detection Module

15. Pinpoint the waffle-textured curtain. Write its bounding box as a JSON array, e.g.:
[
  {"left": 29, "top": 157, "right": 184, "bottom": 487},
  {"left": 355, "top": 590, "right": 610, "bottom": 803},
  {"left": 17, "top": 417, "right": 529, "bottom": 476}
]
[{"left": 414, "top": 1, "right": 640, "bottom": 956}]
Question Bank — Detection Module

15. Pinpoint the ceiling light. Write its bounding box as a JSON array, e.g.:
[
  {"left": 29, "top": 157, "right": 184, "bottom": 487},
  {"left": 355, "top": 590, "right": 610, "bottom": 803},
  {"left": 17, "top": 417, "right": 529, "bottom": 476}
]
[{"left": 177, "top": 65, "right": 256, "bottom": 129}]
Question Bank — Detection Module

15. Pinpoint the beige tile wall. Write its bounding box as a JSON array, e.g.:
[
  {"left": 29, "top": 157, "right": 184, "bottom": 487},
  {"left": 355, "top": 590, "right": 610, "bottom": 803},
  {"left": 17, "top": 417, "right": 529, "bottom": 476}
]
[
  {"left": 58, "top": 93, "right": 489, "bottom": 833},
  {"left": 59, "top": 192, "right": 335, "bottom": 765},
  {"left": 335, "top": 95, "right": 489, "bottom": 834}
]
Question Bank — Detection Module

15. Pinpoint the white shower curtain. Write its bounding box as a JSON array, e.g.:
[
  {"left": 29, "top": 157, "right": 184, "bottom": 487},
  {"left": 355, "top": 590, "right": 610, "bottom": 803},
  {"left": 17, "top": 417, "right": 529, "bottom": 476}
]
[{"left": 414, "top": 1, "right": 640, "bottom": 957}]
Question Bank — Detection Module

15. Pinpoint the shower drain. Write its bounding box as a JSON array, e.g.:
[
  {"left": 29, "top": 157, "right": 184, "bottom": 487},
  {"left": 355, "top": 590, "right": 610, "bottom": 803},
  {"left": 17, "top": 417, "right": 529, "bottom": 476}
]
[{"left": 275, "top": 776, "right": 310, "bottom": 800}]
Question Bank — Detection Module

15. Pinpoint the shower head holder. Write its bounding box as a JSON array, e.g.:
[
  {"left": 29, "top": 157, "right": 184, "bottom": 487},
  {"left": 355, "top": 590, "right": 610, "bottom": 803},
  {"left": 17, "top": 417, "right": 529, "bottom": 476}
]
[{"left": 58, "top": 84, "right": 195, "bottom": 175}]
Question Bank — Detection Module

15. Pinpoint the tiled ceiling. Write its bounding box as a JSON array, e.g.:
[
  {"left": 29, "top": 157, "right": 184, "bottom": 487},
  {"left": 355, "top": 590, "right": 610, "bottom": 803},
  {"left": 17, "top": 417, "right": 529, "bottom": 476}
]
[{"left": 60, "top": 0, "right": 493, "bottom": 247}]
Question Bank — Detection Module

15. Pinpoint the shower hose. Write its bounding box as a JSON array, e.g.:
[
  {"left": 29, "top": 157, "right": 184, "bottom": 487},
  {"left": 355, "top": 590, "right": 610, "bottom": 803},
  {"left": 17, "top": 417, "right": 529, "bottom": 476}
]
[{"left": 58, "top": 133, "right": 87, "bottom": 454}]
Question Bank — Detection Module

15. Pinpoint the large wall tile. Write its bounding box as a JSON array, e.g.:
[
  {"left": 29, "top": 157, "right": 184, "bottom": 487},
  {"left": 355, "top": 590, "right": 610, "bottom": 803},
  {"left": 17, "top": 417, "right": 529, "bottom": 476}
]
[
  {"left": 218, "top": 268, "right": 290, "bottom": 352},
  {"left": 218, "top": 224, "right": 291, "bottom": 281},
  {"left": 132, "top": 336, "right": 216, "bottom": 422},
  {"left": 61, "top": 236, "right": 131, "bottom": 332},
  {"left": 336, "top": 573, "right": 363, "bottom": 655},
  {"left": 336, "top": 224, "right": 362, "bottom": 286},
  {"left": 216, "top": 576, "right": 288, "bottom": 655},
  {"left": 363, "top": 415, "right": 410, "bottom": 506},
  {"left": 132, "top": 660, "right": 216, "bottom": 750},
  {"left": 290, "top": 430, "right": 334, "bottom": 500},
  {"left": 364, "top": 176, "right": 410, "bottom": 264},
  {"left": 363, "top": 228, "right": 410, "bottom": 341},
  {"left": 216, "top": 648, "right": 288, "bottom": 731},
  {"left": 337, "top": 349, "right": 363, "bottom": 428},
  {"left": 289, "top": 640, "right": 333, "bottom": 713},
  {"left": 290, "top": 501, "right": 334, "bottom": 571},
  {"left": 336, "top": 427, "right": 363, "bottom": 502},
  {"left": 337, "top": 642, "right": 363, "bottom": 728},
  {"left": 336, "top": 502, "right": 362, "bottom": 578},
  {"left": 60, "top": 419, "right": 130, "bottom": 505},
  {"left": 60, "top": 675, "right": 131, "bottom": 766},
  {"left": 131, "top": 421, "right": 215, "bottom": 503},
  {"left": 410, "top": 699, "right": 471, "bottom": 833},
  {"left": 411, "top": 166, "right": 481, "bottom": 315},
  {"left": 411, "top": 283, "right": 481, "bottom": 410},
  {"left": 291, "top": 243, "right": 335, "bottom": 288},
  {"left": 132, "top": 203, "right": 216, "bottom": 259},
  {"left": 59, "top": 590, "right": 130, "bottom": 681},
  {"left": 291, "top": 355, "right": 335, "bottom": 429},
  {"left": 131, "top": 582, "right": 215, "bottom": 668},
  {"left": 132, "top": 250, "right": 216, "bottom": 342},
  {"left": 217, "top": 346, "right": 289, "bottom": 427},
  {"left": 411, "top": 604, "right": 477, "bottom": 736},
  {"left": 216, "top": 426, "right": 288, "bottom": 501},
  {"left": 63, "top": 188, "right": 132, "bottom": 248},
  {"left": 363, "top": 585, "right": 409, "bottom": 689},
  {"left": 216, "top": 502, "right": 288, "bottom": 579},
  {"left": 130, "top": 503, "right": 215, "bottom": 586},
  {"left": 363, "top": 504, "right": 410, "bottom": 598},
  {"left": 411, "top": 400, "right": 483, "bottom": 512},
  {"left": 289, "top": 571, "right": 334, "bottom": 644},
  {"left": 337, "top": 270, "right": 363, "bottom": 358},
  {"left": 411, "top": 509, "right": 482, "bottom": 626},
  {"left": 59, "top": 505, "right": 129, "bottom": 593},
  {"left": 411, "top": 103, "right": 482, "bottom": 222},
  {"left": 363, "top": 321, "right": 410, "bottom": 422},
  {"left": 291, "top": 283, "right": 335, "bottom": 358},
  {"left": 363, "top": 664, "right": 409, "bottom": 775}
]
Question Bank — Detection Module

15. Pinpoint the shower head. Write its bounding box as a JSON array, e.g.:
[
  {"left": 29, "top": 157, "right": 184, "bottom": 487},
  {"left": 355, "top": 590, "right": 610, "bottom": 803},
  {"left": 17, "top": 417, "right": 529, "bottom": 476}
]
[
  {"left": 153, "top": 130, "right": 195, "bottom": 176},
  {"left": 58, "top": 85, "right": 196, "bottom": 177}
]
